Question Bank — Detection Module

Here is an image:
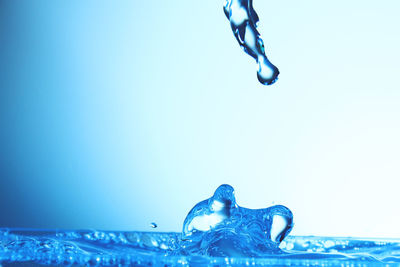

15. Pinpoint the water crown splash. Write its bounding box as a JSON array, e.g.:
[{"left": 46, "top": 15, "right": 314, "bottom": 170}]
[
  {"left": 180, "top": 184, "right": 293, "bottom": 257},
  {"left": 224, "top": 0, "right": 279, "bottom": 85}
]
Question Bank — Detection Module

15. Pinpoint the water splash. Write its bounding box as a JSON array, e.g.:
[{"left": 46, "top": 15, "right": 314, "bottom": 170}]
[
  {"left": 1, "top": 186, "right": 399, "bottom": 266},
  {"left": 1, "top": 186, "right": 400, "bottom": 265},
  {"left": 224, "top": 0, "right": 279, "bottom": 85},
  {"left": 179, "top": 184, "right": 293, "bottom": 257}
]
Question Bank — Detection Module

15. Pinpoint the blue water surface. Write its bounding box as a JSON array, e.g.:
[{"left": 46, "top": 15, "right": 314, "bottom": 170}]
[
  {"left": 1, "top": 185, "right": 400, "bottom": 266},
  {"left": 1, "top": 229, "right": 400, "bottom": 266}
]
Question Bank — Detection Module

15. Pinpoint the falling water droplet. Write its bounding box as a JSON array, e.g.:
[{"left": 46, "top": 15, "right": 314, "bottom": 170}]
[
  {"left": 224, "top": 0, "right": 279, "bottom": 85},
  {"left": 150, "top": 222, "right": 158, "bottom": 229}
]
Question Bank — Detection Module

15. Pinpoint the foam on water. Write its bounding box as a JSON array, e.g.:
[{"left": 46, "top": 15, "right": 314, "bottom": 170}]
[{"left": 224, "top": 0, "right": 279, "bottom": 85}]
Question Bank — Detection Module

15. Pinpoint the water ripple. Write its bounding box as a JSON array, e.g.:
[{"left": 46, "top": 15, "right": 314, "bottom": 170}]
[{"left": 1, "top": 229, "right": 400, "bottom": 266}]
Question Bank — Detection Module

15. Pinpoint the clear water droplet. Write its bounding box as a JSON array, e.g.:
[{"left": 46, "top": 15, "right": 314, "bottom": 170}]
[
  {"left": 150, "top": 222, "right": 157, "bottom": 229},
  {"left": 224, "top": 0, "right": 279, "bottom": 85}
]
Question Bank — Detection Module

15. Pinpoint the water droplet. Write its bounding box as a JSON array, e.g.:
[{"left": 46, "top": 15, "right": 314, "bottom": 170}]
[
  {"left": 150, "top": 222, "right": 158, "bottom": 229},
  {"left": 224, "top": 0, "right": 279, "bottom": 85}
]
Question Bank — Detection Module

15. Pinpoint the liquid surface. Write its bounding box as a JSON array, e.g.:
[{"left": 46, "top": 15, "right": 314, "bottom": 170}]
[
  {"left": 224, "top": 0, "right": 279, "bottom": 85},
  {"left": 1, "top": 229, "right": 400, "bottom": 266},
  {"left": 1, "top": 185, "right": 400, "bottom": 266}
]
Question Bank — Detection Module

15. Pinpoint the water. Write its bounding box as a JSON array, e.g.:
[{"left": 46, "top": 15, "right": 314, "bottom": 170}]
[
  {"left": 179, "top": 184, "right": 293, "bottom": 257},
  {"left": 1, "top": 229, "right": 400, "bottom": 266},
  {"left": 224, "top": 0, "right": 279, "bottom": 85},
  {"left": 1, "top": 185, "right": 400, "bottom": 266},
  {"left": 0, "top": 3, "right": 396, "bottom": 266}
]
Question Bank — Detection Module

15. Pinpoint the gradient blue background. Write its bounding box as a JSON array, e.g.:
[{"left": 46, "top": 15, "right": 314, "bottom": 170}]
[{"left": 0, "top": 0, "right": 399, "bottom": 238}]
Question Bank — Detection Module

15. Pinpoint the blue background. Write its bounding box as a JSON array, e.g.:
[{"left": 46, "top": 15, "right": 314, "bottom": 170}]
[{"left": 0, "top": 0, "right": 399, "bottom": 238}]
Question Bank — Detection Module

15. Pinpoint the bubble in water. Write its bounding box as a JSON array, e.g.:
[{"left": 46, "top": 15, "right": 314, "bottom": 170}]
[
  {"left": 180, "top": 184, "right": 293, "bottom": 257},
  {"left": 224, "top": 0, "right": 279, "bottom": 85},
  {"left": 150, "top": 222, "right": 158, "bottom": 229}
]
